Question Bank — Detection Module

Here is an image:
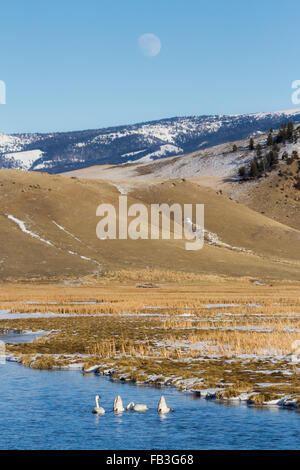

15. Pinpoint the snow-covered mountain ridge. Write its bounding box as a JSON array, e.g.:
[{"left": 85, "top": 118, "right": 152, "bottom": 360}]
[{"left": 1, "top": 108, "right": 300, "bottom": 173}]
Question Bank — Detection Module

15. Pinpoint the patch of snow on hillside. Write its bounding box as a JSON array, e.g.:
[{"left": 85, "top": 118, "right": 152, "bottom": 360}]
[
  {"left": 279, "top": 142, "right": 300, "bottom": 158},
  {"left": 0, "top": 133, "right": 42, "bottom": 154},
  {"left": 91, "top": 131, "right": 130, "bottom": 144},
  {"left": 204, "top": 229, "right": 253, "bottom": 253},
  {"left": 137, "top": 143, "right": 254, "bottom": 179},
  {"left": 7, "top": 215, "right": 53, "bottom": 246},
  {"left": 121, "top": 149, "right": 146, "bottom": 158},
  {"left": 4, "top": 149, "right": 43, "bottom": 170},
  {"left": 138, "top": 124, "right": 178, "bottom": 143},
  {"left": 0, "top": 134, "right": 19, "bottom": 148},
  {"left": 0, "top": 134, "right": 28, "bottom": 153},
  {"left": 33, "top": 161, "right": 51, "bottom": 170},
  {"left": 142, "top": 144, "right": 183, "bottom": 160},
  {"left": 112, "top": 184, "right": 128, "bottom": 194},
  {"left": 252, "top": 108, "right": 300, "bottom": 119},
  {"left": 89, "top": 119, "right": 224, "bottom": 149},
  {"left": 68, "top": 249, "right": 101, "bottom": 267},
  {"left": 52, "top": 221, "right": 82, "bottom": 243},
  {"left": 185, "top": 218, "right": 253, "bottom": 254}
]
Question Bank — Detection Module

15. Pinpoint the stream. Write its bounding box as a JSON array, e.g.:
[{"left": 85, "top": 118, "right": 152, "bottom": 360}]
[{"left": 0, "top": 332, "right": 299, "bottom": 450}]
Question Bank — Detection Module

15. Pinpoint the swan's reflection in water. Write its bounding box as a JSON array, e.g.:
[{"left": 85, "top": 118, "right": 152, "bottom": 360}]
[{"left": 159, "top": 413, "right": 167, "bottom": 421}]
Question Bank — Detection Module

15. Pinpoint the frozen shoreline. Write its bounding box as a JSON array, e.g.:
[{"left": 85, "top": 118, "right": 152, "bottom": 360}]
[{"left": 3, "top": 351, "right": 299, "bottom": 413}]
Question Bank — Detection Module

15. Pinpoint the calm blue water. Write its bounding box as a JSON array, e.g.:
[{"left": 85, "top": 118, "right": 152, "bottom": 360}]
[
  {"left": 0, "top": 330, "right": 48, "bottom": 344},
  {"left": 0, "top": 361, "right": 299, "bottom": 450}
]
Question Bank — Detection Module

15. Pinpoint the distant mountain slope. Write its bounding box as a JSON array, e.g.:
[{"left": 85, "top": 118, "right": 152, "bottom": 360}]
[
  {"left": 63, "top": 132, "right": 266, "bottom": 180},
  {"left": 63, "top": 126, "right": 300, "bottom": 233},
  {"left": 1, "top": 108, "right": 300, "bottom": 173},
  {"left": 62, "top": 126, "right": 300, "bottom": 181}
]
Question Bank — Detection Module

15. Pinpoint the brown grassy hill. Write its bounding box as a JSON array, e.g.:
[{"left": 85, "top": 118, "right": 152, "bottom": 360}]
[
  {"left": 237, "top": 159, "right": 300, "bottom": 231},
  {"left": 0, "top": 169, "right": 300, "bottom": 281}
]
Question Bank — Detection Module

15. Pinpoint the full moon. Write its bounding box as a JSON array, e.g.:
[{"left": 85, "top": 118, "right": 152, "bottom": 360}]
[{"left": 138, "top": 33, "right": 161, "bottom": 57}]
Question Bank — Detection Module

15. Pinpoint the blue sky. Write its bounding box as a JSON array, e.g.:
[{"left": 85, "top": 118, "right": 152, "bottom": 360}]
[{"left": 1, "top": 0, "right": 300, "bottom": 133}]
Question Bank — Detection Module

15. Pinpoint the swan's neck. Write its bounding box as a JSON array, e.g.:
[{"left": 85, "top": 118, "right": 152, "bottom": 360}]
[
  {"left": 96, "top": 396, "right": 99, "bottom": 408},
  {"left": 127, "top": 401, "right": 134, "bottom": 409}
]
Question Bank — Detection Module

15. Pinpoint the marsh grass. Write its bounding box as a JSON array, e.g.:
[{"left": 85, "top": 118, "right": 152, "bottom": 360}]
[{"left": 1, "top": 280, "right": 300, "bottom": 401}]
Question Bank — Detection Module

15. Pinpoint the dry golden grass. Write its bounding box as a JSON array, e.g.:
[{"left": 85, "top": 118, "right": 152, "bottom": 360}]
[
  {"left": 1, "top": 280, "right": 299, "bottom": 403},
  {"left": 1, "top": 277, "right": 300, "bottom": 314}
]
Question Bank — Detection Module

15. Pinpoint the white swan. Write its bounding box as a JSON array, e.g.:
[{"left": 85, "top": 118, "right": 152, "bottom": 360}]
[
  {"left": 113, "top": 395, "right": 125, "bottom": 413},
  {"left": 92, "top": 394, "right": 105, "bottom": 414},
  {"left": 126, "top": 401, "right": 148, "bottom": 412},
  {"left": 157, "top": 395, "right": 174, "bottom": 414}
]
